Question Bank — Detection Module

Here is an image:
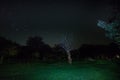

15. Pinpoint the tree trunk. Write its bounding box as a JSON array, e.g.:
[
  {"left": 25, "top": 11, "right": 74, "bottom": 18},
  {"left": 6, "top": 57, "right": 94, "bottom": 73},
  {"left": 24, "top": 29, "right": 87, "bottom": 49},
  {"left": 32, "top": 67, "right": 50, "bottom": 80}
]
[{"left": 67, "top": 51, "right": 72, "bottom": 64}]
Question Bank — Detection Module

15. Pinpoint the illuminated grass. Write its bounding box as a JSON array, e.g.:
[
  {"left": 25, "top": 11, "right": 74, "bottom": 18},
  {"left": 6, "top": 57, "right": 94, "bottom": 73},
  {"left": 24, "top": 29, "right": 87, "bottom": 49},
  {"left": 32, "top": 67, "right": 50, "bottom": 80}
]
[{"left": 0, "top": 60, "right": 120, "bottom": 80}]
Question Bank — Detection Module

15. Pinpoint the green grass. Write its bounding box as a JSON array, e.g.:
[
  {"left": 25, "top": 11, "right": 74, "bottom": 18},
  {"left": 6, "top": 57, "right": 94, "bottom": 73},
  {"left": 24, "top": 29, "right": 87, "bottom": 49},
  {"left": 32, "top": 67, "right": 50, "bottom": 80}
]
[{"left": 0, "top": 60, "right": 120, "bottom": 80}]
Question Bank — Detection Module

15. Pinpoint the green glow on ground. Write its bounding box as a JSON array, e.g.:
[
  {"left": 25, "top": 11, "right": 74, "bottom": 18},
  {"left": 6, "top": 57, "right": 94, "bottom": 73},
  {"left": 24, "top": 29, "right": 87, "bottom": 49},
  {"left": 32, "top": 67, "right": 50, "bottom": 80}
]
[{"left": 0, "top": 60, "right": 120, "bottom": 80}]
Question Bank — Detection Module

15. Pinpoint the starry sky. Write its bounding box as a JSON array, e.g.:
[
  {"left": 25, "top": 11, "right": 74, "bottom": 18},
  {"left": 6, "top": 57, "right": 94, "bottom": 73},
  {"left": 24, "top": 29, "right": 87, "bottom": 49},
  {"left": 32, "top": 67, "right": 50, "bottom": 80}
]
[{"left": 0, "top": 0, "right": 119, "bottom": 49}]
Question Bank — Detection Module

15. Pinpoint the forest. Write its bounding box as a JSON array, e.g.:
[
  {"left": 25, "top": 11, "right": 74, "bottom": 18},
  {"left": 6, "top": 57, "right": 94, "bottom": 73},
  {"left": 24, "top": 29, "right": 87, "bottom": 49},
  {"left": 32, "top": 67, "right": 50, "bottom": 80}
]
[{"left": 0, "top": 36, "right": 120, "bottom": 64}]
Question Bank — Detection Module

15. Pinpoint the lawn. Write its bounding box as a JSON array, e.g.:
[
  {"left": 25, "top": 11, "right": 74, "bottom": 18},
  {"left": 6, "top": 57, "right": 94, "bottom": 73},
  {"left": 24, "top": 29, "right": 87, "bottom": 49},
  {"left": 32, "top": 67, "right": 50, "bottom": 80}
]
[{"left": 0, "top": 60, "right": 120, "bottom": 80}]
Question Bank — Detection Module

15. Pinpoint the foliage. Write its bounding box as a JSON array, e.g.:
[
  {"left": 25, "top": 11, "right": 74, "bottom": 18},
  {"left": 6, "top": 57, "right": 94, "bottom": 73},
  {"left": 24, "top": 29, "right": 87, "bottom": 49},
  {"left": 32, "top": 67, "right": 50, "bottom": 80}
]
[
  {"left": 0, "top": 35, "right": 120, "bottom": 64},
  {"left": 97, "top": 15, "right": 120, "bottom": 45},
  {"left": 0, "top": 36, "right": 19, "bottom": 63}
]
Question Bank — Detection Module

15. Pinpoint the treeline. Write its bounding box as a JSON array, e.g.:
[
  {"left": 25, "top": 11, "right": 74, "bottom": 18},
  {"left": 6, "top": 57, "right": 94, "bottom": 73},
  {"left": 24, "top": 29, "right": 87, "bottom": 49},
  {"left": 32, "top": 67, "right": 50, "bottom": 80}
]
[
  {"left": 0, "top": 36, "right": 67, "bottom": 64},
  {"left": 0, "top": 36, "right": 120, "bottom": 64},
  {"left": 71, "top": 43, "right": 120, "bottom": 61}
]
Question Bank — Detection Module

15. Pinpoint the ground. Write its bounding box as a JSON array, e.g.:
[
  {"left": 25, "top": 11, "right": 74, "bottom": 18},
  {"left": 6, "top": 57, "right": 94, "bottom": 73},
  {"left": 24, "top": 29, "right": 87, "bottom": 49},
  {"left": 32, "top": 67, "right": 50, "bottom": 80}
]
[{"left": 0, "top": 60, "right": 120, "bottom": 80}]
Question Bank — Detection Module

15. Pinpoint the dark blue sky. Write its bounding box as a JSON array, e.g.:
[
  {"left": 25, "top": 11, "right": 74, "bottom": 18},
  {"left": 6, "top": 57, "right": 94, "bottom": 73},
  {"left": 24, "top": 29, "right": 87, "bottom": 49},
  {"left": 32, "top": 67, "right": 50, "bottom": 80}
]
[{"left": 0, "top": 0, "right": 119, "bottom": 49}]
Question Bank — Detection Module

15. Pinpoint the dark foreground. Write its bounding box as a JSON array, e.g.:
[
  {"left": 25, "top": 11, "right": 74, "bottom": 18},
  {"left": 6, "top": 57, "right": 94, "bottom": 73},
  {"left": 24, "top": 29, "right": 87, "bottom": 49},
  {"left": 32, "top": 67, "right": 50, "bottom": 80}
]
[{"left": 0, "top": 60, "right": 120, "bottom": 80}]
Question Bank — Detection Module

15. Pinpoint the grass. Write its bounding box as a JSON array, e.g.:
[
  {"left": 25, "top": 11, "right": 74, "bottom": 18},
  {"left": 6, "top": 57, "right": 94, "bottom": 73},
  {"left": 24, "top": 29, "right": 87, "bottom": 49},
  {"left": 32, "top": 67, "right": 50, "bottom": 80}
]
[{"left": 0, "top": 60, "right": 120, "bottom": 80}]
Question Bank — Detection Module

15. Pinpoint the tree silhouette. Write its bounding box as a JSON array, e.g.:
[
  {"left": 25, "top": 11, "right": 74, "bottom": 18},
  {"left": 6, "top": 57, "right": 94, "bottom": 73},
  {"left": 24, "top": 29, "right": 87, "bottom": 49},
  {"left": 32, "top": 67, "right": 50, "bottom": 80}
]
[
  {"left": 26, "top": 36, "right": 52, "bottom": 62},
  {"left": 97, "top": 2, "right": 120, "bottom": 46},
  {"left": 0, "top": 36, "right": 19, "bottom": 63},
  {"left": 52, "top": 44, "right": 67, "bottom": 62},
  {"left": 97, "top": 19, "right": 120, "bottom": 42},
  {"left": 26, "top": 36, "right": 44, "bottom": 50}
]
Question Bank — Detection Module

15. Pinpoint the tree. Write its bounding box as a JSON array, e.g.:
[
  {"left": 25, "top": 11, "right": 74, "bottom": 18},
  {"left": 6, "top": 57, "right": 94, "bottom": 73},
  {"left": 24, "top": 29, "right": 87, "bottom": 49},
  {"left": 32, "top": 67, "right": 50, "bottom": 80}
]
[
  {"left": 0, "top": 36, "right": 19, "bottom": 64},
  {"left": 26, "top": 36, "right": 44, "bottom": 50},
  {"left": 26, "top": 36, "right": 52, "bottom": 62},
  {"left": 97, "top": 19, "right": 120, "bottom": 43},
  {"left": 52, "top": 44, "right": 67, "bottom": 62},
  {"left": 59, "top": 33, "right": 73, "bottom": 64},
  {"left": 97, "top": 1, "right": 120, "bottom": 46}
]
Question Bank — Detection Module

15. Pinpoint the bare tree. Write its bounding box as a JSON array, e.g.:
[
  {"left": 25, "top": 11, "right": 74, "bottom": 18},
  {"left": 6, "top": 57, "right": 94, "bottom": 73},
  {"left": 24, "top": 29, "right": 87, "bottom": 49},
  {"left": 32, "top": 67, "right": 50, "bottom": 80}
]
[{"left": 60, "top": 33, "right": 73, "bottom": 64}]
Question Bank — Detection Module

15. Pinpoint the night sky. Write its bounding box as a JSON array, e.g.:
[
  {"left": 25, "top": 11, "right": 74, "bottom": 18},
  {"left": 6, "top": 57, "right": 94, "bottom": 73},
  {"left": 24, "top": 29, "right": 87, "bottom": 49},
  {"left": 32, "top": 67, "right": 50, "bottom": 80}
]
[{"left": 0, "top": 0, "right": 119, "bottom": 49}]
